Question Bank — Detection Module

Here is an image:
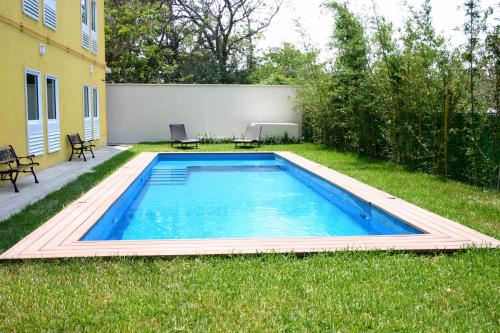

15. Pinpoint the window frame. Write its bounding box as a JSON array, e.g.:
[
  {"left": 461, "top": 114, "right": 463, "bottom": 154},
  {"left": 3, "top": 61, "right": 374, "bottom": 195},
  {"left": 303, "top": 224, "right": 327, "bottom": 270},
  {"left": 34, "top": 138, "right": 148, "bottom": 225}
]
[
  {"left": 91, "top": 0, "right": 97, "bottom": 32},
  {"left": 92, "top": 86, "right": 100, "bottom": 139},
  {"left": 24, "top": 68, "right": 45, "bottom": 156},
  {"left": 25, "top": 69, "right": 42, "bottom": 123},
  {"left": 81, "top": 0, "right": 88, "bottom": 26},
  {"left": 83, "top": 84, "right": 90, "bottom": 119},
  {"left": 45, "top": 74, "right": 59, "bottom": 122}
]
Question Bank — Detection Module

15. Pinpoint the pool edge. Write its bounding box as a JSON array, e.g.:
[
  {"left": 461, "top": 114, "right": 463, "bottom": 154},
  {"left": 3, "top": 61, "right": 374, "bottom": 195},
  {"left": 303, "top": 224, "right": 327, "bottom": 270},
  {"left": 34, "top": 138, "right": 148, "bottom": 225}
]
[{"left": 2, "top": 151, "right": 499, "bottom": 259}]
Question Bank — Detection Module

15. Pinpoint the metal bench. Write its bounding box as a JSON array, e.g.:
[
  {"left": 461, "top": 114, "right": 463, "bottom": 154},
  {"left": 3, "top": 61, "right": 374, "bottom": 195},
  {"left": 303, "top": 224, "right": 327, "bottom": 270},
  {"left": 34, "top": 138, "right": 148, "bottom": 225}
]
[
  {"left": 67, "top": 133, "right": 95, "bottom": 161},
  {"left": 0, "top": 145, "right": 39, "bottom": 193}
]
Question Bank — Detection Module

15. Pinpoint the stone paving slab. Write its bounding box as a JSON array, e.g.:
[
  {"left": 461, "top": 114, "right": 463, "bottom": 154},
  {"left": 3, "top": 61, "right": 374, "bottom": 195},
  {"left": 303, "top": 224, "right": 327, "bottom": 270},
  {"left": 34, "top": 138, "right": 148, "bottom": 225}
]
[{"left": 0, "top": 145, "right": 130, "bottom": 222}]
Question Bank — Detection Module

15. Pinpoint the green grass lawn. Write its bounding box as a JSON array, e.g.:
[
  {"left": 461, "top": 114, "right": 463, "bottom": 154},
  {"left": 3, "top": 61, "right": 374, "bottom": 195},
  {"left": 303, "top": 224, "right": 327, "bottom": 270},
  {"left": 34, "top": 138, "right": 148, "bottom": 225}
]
[{"left": 1, "top": 143, "right": 499, "bottom": 331}]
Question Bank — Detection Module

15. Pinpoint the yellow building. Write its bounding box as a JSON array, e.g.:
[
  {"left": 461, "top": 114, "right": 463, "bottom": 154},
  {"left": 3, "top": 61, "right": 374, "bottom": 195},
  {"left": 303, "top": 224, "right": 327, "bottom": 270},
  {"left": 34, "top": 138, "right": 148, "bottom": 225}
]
[{"left": 0, "top": 0, "right": 106, "bottom": 170}]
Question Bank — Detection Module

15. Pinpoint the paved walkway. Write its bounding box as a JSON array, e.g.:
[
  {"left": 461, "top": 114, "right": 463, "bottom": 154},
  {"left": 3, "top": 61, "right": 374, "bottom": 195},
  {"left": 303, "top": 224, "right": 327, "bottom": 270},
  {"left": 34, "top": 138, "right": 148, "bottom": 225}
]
[{"left": 0, "top": 145, "right": 130, "bottom": 221}]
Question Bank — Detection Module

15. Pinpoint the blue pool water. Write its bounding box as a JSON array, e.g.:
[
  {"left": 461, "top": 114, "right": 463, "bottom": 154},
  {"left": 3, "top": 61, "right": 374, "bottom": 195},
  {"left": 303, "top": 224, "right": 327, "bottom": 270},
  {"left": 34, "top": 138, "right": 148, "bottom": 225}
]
[{"left": 82, "top": 153, "right": 422, "bottom": 240}]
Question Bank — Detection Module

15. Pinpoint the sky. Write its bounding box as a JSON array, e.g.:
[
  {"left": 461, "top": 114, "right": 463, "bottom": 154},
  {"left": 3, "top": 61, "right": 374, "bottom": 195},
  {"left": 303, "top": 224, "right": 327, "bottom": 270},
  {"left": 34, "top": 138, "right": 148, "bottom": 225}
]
[{"left": 257, "top": 0, "right": 499, "bottom": 59}]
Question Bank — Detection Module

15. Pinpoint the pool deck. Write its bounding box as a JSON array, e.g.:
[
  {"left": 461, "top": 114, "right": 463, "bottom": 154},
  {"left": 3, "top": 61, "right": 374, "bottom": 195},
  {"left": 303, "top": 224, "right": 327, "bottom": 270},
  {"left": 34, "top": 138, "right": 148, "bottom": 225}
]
[
  {"left": 0, "top": 145, "right": 130, "bottom": 222},
  {"left": 1, "top": 151, "right": 498, "bottom": 259}
]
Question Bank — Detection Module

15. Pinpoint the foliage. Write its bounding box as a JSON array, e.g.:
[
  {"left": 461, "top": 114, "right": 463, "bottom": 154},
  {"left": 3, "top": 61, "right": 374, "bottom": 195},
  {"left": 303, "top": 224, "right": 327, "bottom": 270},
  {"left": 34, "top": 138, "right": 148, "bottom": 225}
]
[
  {"left": 249, "top": 43, "right": 320, "bottom": 85},
  {"left": 176, "top": 0, "right": 283, "bottom": 83},
  {"left": 0, "top": 143, "right": 499, "bottom": 331},
  {"left": 105, "top": 0, "right": 282, "bottom": 84},
  {"left": 295, "top": 0, "right": 499, "bottom": 188},
  {"left": 105, "top": 0, "right": 180, "bottom": 83},
  {"left": 181, "top": 133, "right": 301, "bottom": 145}
]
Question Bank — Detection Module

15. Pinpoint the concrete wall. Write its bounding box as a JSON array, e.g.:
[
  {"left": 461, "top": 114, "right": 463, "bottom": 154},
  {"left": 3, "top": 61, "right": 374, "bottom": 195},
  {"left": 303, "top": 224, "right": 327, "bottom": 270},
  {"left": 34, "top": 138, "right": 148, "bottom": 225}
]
[{"left": 106, "top": 84, "right": 299, "bottom": 143}]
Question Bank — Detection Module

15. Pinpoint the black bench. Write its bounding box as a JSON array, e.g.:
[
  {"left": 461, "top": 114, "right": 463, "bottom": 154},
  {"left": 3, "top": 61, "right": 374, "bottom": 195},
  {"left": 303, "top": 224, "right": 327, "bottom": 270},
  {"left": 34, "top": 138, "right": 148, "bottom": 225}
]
[
  {"left": 0, "top": 145, "right": 39, "bottom": 193},
  {"left": 67, "top": 133, "right": 95, "bottom": 161}
]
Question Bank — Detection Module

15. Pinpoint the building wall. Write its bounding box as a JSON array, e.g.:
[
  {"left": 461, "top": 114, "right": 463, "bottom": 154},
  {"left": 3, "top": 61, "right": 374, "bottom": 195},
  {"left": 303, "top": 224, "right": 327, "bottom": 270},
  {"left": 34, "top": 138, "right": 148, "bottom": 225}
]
[
  {"left": 0, "top": 1, "right": 106, "bottom": 170},
  {"left": 106, "top": 84, "right": 300, "bottom": 143}
]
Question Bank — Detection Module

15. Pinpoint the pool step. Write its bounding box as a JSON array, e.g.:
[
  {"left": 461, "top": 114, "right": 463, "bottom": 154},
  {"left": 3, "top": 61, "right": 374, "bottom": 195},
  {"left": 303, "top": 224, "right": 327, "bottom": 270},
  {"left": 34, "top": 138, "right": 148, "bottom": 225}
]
[{"left": 149, "top": 167, "right": 188, "bottom": 185}]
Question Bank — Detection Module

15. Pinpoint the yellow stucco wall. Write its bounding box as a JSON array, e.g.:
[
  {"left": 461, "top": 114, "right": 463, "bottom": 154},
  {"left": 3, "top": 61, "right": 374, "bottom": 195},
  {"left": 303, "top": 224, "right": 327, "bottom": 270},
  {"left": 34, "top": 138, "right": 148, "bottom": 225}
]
[{"left": 0, "top": 1, "right": 106, "bottom": 170}]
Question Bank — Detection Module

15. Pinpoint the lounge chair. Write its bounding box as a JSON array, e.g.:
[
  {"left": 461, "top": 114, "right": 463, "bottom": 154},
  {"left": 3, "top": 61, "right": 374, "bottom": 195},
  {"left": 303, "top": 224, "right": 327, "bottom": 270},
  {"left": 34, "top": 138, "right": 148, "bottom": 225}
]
[
  {"left": 234, "top": 125, "right": 262, "bottom": 148},
  {"left": 169, "top": 124, "right": 200, "bottom": 148},
  {"left": 0, "top": 145, "right": 39, "bottom": 192},
  {"left": 67, "top": 133, "right": 95, "bottom": 161}
]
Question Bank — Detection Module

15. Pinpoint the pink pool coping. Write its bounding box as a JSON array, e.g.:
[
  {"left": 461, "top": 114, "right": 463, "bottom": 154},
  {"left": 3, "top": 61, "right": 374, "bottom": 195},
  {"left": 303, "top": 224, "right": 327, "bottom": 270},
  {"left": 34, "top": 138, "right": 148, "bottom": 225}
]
[{"left": 1, "top": 151, "right": 498, "bottom": 259}]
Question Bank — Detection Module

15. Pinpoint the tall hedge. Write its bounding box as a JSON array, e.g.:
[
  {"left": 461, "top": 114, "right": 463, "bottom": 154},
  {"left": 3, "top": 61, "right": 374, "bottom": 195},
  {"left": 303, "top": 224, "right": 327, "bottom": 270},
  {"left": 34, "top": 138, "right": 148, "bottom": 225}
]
[{"left": 297, "top": 1, "right": 499, "bottom": 189}]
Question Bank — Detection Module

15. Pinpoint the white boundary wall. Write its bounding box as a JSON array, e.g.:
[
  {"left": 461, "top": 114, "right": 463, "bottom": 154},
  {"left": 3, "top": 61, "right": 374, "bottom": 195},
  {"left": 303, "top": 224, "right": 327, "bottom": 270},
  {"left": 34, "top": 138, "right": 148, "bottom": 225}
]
[{"left": 106, "top": 84, "right": 299, "bottom": 143}]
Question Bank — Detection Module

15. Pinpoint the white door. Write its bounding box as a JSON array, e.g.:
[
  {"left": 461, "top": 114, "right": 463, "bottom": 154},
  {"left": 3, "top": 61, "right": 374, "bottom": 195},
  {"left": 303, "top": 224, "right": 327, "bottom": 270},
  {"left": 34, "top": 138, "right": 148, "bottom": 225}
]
[
  {"left": 25, "top": 69, "right": 44, "bottom": 156},
  {"left": 46, "top": 75, "right": 61, "bottom": 152},
  {"left": 92, "top": 86, "right": 100, "bottom": 139},
  {"left": 83, "top": 84, "right": 92, "bottom": 141},
  {"left": 90, "top": 0, "right": 98, "bottom": 54},
  {"left": 81, "top": 0, "right": 90, "bottom": 49}
]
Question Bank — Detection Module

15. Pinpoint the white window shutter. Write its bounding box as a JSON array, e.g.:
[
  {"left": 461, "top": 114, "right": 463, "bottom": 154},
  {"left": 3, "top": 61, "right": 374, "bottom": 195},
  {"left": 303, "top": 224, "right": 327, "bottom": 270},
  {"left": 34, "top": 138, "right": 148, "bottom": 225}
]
[
  {"left": 82, "top": 28, "right": 90, "bottom": 49},
  {"left": 23, "top": 0, "right": 39, "bottom": 20},
  {"left": 91, "top": 34, "right": 98, "bottom": 54},
  {"left": 43, "top": 0, "right": 57, "bottom": 30}
]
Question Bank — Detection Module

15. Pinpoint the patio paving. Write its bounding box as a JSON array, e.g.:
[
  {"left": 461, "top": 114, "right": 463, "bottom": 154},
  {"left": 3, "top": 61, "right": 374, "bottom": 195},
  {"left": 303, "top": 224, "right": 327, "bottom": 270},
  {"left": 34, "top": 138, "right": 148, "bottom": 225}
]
[{"left": 0, "top": 145, "right": 130, "bottom": 222}]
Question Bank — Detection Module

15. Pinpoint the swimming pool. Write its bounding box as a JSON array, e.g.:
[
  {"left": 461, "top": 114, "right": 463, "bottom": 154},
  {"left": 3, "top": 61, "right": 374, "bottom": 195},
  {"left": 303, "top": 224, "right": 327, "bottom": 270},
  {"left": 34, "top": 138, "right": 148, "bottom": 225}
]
[
  {"left": 82, "top": 153, "right": 421, "bottom": 241},
  {"left": 3, "top": 151, "right": 497, "bottom": 259}
]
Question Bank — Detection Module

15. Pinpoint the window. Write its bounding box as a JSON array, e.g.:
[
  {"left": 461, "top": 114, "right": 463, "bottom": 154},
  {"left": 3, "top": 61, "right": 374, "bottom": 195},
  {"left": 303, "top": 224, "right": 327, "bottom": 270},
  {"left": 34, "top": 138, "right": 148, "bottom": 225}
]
[
  {"left": 43, "top": 0, "right": 57, "bottom": 30},
  {"left": 26, "top": 73, "right": 39, "bottom": 121},
  {"left": 90, "top": 0, "right": 98, "bottom": 54},
  {"left": 81, "top": 0, "right": 90, "bottom": 49},
  {"left": 91, "top": 0, "right": 96, "bottom": 32},
  {"left": 46, "top": 78, "right": 57, "bottom": 120},
  {"left": 92, "top": 89, "right": 98, "bottom": 118},
  {"left": 81, "top": 0, "right": 88, "bottom": 25},
  {"left": 25, "top": 69, "right": 45, "bottom": 156},
  {"left": 83, "top": 86, "right": 90, "bottom": 118},
  {"left": 23, "top": 0, "right": 39, "bottom": 20}
]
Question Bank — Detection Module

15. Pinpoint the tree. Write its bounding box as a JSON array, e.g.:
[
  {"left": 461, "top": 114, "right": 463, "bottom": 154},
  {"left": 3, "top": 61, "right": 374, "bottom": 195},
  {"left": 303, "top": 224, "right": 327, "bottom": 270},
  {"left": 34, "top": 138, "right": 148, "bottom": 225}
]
[
  {"left": 462, "top": 0, "right": 492, "bottom": 113},
  {"left": 325, "top": 1, "right": 374, "bottom": 153},
  {"left": 105, "top": 0, "right": 194, "bottom": 83},
  {"left": 485, "top": 25, "right": 499, "bottom": 114},
  {"left": 105, "top": 0, "right": 283, "bottom": 83},
  {"left": 249, "top": 43, "right": 320, "bottom": 85},
  {"left": 176, "top": 0, "right": 283, "bottom": 83},
  {"left": 295, "top": 0, "right": 498, "bottom": 187}
]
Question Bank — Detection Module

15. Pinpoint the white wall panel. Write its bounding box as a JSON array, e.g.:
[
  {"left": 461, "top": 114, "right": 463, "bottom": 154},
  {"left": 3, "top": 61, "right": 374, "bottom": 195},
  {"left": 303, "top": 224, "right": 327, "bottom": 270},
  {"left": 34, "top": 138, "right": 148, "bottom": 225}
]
[{"left": 106, "top": 84, "right": 300, "bottom": 144}]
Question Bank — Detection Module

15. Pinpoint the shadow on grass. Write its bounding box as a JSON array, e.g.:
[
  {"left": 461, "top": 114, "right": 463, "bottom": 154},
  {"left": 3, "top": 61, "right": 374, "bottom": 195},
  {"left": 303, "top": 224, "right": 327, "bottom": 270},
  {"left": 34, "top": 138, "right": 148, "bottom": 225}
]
[
  {"left": 307, "top": 144, "right": 456, "bottom": 183},
  {"left": 233, "top": 146, "right": 261, "bottom": 150},
  {"left": 3, "top": 246, "right": 494, "bottom": 267}
]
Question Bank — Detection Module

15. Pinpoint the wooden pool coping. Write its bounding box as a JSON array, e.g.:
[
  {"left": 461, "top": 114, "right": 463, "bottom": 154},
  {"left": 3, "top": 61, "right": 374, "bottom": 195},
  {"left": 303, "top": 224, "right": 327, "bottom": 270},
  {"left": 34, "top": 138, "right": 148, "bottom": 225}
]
[{"left": 1, "top": 151, "right": 498, "bottom": 259}]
